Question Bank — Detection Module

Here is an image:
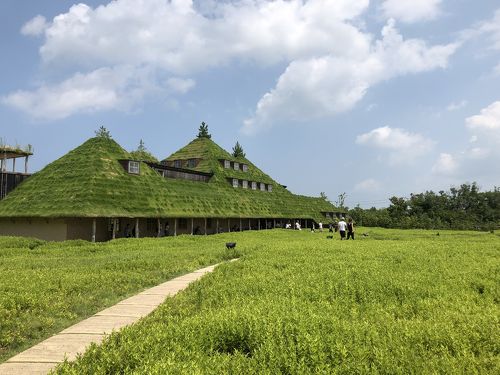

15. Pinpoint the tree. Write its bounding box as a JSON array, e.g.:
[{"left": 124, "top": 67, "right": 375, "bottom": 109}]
[
  {"left": 95, "top": 126, "right": 111, "bottom": 139},
  {"left": 320, "top": 192, "right": 330, "bottom": 202},
  {"left": 197, "top": 122, "right": 211, "bottom": 139},
  {"left": 335, "top": 192, "right": 347, "bottom": 209},
  {"left": 129, "top": 139, "right": 158, "bottom": 163},
  {"left": 232, "top": 141, "right": 245, "bottom": 158}
]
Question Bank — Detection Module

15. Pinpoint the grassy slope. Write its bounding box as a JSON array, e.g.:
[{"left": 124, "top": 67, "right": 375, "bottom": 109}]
[
  {"left": 0, "top": 235, "right": 239, "bottom": 363},
  {"left": 48, "top": 228, "right": 500, "bottom": 374},
  {"left": 0, "top": 137, "right": 334, "bottom": 221}
]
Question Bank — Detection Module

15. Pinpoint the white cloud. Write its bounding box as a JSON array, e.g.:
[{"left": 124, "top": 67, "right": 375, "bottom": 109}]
[
  {"left": 356, "top": 126, "right": 435, "bottom": 165},
  {"left": 466, "top": 101, "right": 500, "bottom": 131},
  {"left": 432, "top": 153, "right": 458, "bottom": 175},
  {"left": 446, "top": 100, "right": 467, "bottom": 111},
  {"left": 166, "top": 77, "right": 196, "bottom": 94},
  {"left": 243, "top": 19, "right": 457, "bottom": 134},
  {"left": 380, "top": 0, "right": 442, "bottom": 23},
  {"left": 21, "top": 15, "right": 48, "bottom": 36},
  {"left": 354, "top": 178, "right": 381, "bottom": 192},
  {"left": 2, "top": 66, "right": 155, "bottom": 120},
  {"left": 6, "top": 0, "right": 457, "bottom": 123}
]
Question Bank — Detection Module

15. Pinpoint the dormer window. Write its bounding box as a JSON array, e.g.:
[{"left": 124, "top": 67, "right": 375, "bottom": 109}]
[
  {"left": 251, "top": 181, "right": 257, "bottom": 190},
  {"left": 260, "top": 183, "right": 266, "bottom": 191},
  {"left": 128, "top": 161, "right": 140, "bottom": 174},
  {"left": 224, "top": 160, "right": 231, "bottom": 169},
  {"left": 267, "top": 184, "right": 273, "bottom": 192},
  {"left": 232, "top": 178, "right": 239, "bottom": 188},
  {"left": 234, "top": 162, "right": 239, "bottom": 171},
  {"left": 174, "top": 160, "right": 182, "bottom": 168},
  {"left": 242, "top": 180, "right": 248, "bottom": 189},
  {"left": 242, "top": 164, "right": 248, "bottom": 172}
]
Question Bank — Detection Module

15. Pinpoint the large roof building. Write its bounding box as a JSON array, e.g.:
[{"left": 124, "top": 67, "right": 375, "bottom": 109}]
[{"left": 0, "top": 131, "right": 339, "bottom": 241}]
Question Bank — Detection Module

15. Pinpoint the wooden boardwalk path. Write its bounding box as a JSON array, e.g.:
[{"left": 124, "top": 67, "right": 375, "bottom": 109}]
[{"left": 0, "top": 262, "right": 225, "bottom": 375}]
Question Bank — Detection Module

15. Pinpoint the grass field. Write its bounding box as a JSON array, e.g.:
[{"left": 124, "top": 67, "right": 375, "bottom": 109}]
[
  {"left": 1, "top": 229, "right": 499, "bottom": 373},
  {"left": 0, "top": 235, "right": 239, "bottom": 363}
]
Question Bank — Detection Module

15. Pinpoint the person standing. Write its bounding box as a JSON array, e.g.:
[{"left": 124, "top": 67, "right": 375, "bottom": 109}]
[
  {"left": 319, "top": 222, "right": 323, "bottom": 232},
  {"left": 338, "top": 217, "right": 347, "bottom": 240},
  {"left": 347, "top": 218, "right": 355, "bottom": 240}
]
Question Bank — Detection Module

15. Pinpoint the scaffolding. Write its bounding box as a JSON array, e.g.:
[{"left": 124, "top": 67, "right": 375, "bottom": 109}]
[{"left": 0, "top": 144, "right": 33, "bottom": 199}]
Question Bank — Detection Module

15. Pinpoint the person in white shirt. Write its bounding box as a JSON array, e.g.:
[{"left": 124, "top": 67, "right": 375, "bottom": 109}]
[
  {"left": 318, "top": 222, "right": 323, "bottom": 232},
  {"left": 337, "top": 217, "right": 347, "bottom": 240}
]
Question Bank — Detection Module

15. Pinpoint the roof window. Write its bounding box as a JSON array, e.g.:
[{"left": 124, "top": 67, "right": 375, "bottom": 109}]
[
  {"left": 128, "top": 161, "right": 140, "bottom": 174},
  {"left": 242, "top": 164, "right": 248, "bottom": 172},
  {"left": 232, "top": 178, "right": 239, "bottom": 188},
  {"left": 224, "top": 160, "right": 231, "bottom": 169}
]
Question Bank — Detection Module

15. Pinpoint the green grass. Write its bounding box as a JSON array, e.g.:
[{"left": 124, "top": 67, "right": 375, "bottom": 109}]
[
  {"left": 0, "top": 137, "right": 335, "bottom": 222},
  {"left": 0, "top": 234, "right": 240, "bottom": 363},
  {"left": 49, "top": 228, "right": 499, "bottom": 374}
]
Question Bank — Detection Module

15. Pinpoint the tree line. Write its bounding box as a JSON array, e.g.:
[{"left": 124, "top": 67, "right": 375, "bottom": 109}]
[{"left": 349, "top": 183, "right": 500, "bottom": 231}]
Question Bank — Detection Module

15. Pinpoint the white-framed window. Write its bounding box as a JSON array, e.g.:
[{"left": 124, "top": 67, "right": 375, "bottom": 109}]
[
  {"left": 224, "top": 160, "right": 231, "bottom": 169},
  {"left": 174, "top": 160, "right": 182, "bottom": 168},
  {"left": 234, "top": 162, "right": 239, "bottom": 170},
  {"left": 242, "top": 180, "right": 248, "bottom": 189},
  {"left": 267, "top": 184, "right": 273, "bottom": 192},
  {"left": 251, "top": 181, "right": 257, "bottom": 190},
  {"left": 232, "top": 178, "right": 239, "bottom": 188},
  {"left": 260, "top": 183, "right": 266, "bottom": 191},
  {"left": 128, "top": 161, "right": 140, "bottom": 174},
  {"left": 187, "top": 159, "right": 196, "bottom": 168},
  {"left": 242, "top": 164, "right": 248, "bottom": 172}
]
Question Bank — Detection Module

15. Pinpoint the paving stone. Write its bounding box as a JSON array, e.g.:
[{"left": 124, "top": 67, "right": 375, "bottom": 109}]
[
  {"left": 60, "top": 315, "right": 138, "bottom": 335},
  {"left": 97, "top": 303, "right": 157, "bottom": 318},
  {"left": 0, "top": 362, "right": 56, "bottom": 375}
]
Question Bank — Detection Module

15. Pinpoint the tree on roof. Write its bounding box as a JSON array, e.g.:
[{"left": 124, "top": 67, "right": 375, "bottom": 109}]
[
  {"left": 95, "top": 126, "right": 112, "bottom": 139},
  {"left": 232, "top": 141, "right": 246, "bottom": 158},
  {"left": 197, "top": 122, "right": 211, "bottom": 139},
  {"left": 130, "top": 139, "right": 158, "bottom": 163}
]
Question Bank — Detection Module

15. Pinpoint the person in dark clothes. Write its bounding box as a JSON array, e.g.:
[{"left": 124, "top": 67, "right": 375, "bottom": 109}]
[{"left": 347, "top": 218, "right": 355, "bottom": 240}]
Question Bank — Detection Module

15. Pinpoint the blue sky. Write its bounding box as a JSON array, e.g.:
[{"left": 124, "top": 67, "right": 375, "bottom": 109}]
[{"left": 1, "top": 0, "right": 499, "bottom": 208}]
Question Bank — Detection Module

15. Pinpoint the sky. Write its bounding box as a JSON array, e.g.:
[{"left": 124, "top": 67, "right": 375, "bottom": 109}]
[{"left": 1, "top": 0, "right": 499, "bottom": 208}]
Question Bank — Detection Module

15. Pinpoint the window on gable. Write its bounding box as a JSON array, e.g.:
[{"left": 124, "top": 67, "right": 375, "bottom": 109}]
[
  {"left": 128, "top": 161, "right": 140, "bottom": 174},
  {"left": 260, "top": 183, "right": 266, "bottom": 191},
  {"left": 251, "top": 181, "right": 257, "bottom": 190},
  {"left": 174, "top": 160, "right": 182, "bottom": 168},
  {"left": 242, "top": 180, "right": 248, "bottom": 189},
  {"left": 224, "top": 160, "right": 231, "bottom": 169},
  {"left": 232, "top": 178, "right": 239, "bottom": 188},
  {"left": 267, "top": 184, "right": 273, "bottom": 192},
  {"left": 187, "top": 159, "right": 197, "bottom": 168},
  {"left": 242, "top": 164, "right": 248, "bottom": 172},
  {"left": 234, "top": 162, "right": 239, "bottom": 171}
]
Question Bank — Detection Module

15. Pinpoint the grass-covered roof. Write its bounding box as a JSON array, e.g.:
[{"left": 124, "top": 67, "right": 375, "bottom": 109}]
[{"left": 0, "top": 136, "right": 336, "bottom": 221}]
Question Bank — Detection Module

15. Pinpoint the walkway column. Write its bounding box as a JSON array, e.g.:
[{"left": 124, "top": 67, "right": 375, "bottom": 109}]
[
  {"left": 191, "top": 218, "right": 194, "bottom": 235},
  {"left": 174, "top": 218, "right": 177, "bottom": 236},
  {"left": 24, "top": 156, "right": 28, "bottom": 174},
  {"left": 305, "top": 219, "right": 308, "bottom": 229},
  {"left": 258, "top": 219, "right": 261, "bottom": 230},
  {"left": 112, "top": 218, "right": 116, "bottom": 240},
  {"left": 204, "top": 218, "right": 207, "bottom": 235},
  {"left": 228, "top": 219, "right": 231, "bottom": 233},
  {"left": 273, "top": 219, "right": 276, "bottom": 228},
  {"left": 240, "top": 218, "right": 242, "bottom": 231},
  {"left": 135, "top": 218, "right": 139, "bottom": 238},
  {"left": 157, "top": 218, "right": 161, "bottom": 237},
  {"left": 248, "top": 218, "right": 251, "bottom": 230},
  {"left": 12, "top": 158, "right": 15, "bottom": 173},
  {"left": 216, "top": 218, "right": 219, "bottom": 234},
  {"left": 91, "top": 218, "right": 96, "bottom": 243}
]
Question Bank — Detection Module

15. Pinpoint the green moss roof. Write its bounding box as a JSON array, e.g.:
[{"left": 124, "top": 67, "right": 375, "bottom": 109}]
[{"left": 0, "top": 136, "right": 336, "bottom": 221}]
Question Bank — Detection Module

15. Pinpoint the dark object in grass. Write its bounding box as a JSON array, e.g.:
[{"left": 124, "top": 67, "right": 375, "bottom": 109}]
[
  {"left": 226, "top": 242, "right": 236, "bottom": 249},
  {"left": 326, "top": 235, "right": 333, "bottom": 239},
  {"left": 362, "top": 233, "right": 369, "bottom": 237},
  {"left": 436, "top": 232, "right": 440, "bottom": 236}
]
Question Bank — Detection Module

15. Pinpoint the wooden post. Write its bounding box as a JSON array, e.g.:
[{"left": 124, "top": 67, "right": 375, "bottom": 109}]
[
  {"left": 305, "top": 219, "right": 308, "bottom": 229},
  {"left": 240, "top": 218, "right": 242, "bottom": 231},
  {"left": 216, "top": 218, "right": 219, "bottom": 234},
  {"left": 204, "top": 218, "right": 207, "bottom": 235},
  {"left": 191, "top": 218, "right": 194, "bottom": 235},
  {"left": 174, "top": 218, "right": 177, "bottom": 236},
  {"left": 91, "top": 218, "right": 96, "bottom": 243},
  {"left": 249, "top": 218, "right": 251, "bottom": 230},
  {"left": 12, "top": 158, "right": 15, "bottom": 173},
  {"left": 157, "top": 218, "right": 161, "bottom": 237},
  {"left": 228, "top": 219, "right": 231, "bottom": 233},
  {"left": 273, "top": 219, "right": 276, "bottom": 228},
  {"left": 135, "top": 218, "right": 139, "bottom": 238},
  {"left": 112, "top": 218, "right": 116, "bottom": 239},
  {"left": 258, "top": 219, "right": 261, "bottom": 230},
  {"left": 24, "top": 156, "right": 28, "bottom": 174}
]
